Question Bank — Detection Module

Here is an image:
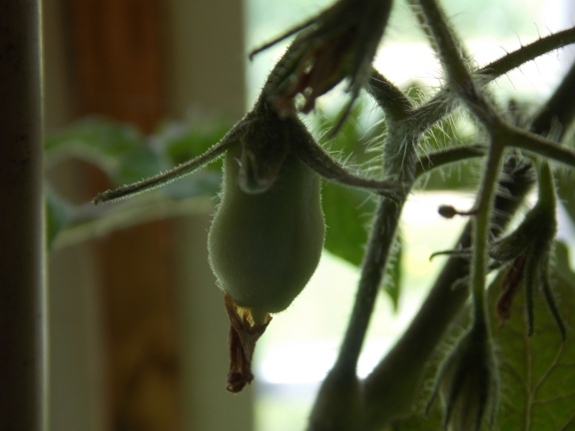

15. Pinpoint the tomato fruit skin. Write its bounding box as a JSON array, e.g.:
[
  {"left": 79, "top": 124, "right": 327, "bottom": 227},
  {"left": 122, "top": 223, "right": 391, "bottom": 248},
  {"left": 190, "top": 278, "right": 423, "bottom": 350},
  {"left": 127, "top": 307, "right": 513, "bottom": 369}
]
[{"left": 208, "top": 142, "right": 325, "bottom": 320}]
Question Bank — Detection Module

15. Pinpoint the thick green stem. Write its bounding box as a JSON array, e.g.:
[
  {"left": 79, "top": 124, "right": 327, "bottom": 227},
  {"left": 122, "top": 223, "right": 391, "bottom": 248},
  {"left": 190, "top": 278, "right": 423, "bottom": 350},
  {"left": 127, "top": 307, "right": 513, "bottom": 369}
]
[
  {"left": 507, "top": 126, "right": 575, "bottom": 166},
  {"left": 410, "top": 0, "right": 470, "bottom": 85},
  {"left": 470, "top": 137, "right": 505, "bottom": 325},
  {"left": 0, "top": 1, "right": 45, "bottom": 430},
  {"left": 367, "top": 69, "right": 413, "bottom": 121},
  {"left": 334, "top": 129, "right": 417, "bottom": 373},
  {"left": 334, "top": 196, "right": 404, "bottom": 372}
]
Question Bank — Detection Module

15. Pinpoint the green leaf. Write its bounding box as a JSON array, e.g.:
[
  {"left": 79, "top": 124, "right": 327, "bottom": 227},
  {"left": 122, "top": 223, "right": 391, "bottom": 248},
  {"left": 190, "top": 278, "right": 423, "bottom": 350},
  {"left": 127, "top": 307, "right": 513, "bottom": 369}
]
[
  {"left": 489, "top": 259, "right": 575, "bottom": 430},
  {"left": 45, "top": 187, "right": 74, "bottom": 250},
  {"left": 45, "top": 116, "right": 229, "bottom": 201},
  {"left": 322, "top": 181, "right": 375, "bottom": 267}
]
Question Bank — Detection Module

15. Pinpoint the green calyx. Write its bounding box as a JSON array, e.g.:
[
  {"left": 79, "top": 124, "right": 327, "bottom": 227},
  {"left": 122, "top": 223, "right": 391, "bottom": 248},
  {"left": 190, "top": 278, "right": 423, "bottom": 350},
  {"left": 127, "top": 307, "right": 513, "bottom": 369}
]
[{"left": 428, "top": 322, "right": 499, "bottom": 431}]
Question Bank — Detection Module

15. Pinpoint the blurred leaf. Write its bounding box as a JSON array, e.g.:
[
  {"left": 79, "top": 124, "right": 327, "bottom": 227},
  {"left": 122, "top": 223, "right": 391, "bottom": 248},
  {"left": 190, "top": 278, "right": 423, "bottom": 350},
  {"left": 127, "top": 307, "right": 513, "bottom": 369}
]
[
  {"left": 51, "top": 194, "right": 214, "bottom": 250},
  {"left": 45, "top": 115, "right": 232, "bottom": 203},
  {"left": 554, "top": 241, "right": 573, "bottom": 280},
  {"left": 322, "top": 181, "right": 375, "bottom": 267},
  {"left": 45, "top": 116, "right": 144, "bottom": 167},
  {"left": 45, "top": 187, "right": 74, "bottom": 249},
  {"left": 156, "top": 117, "right": 231, "bottom": 169},
  {"left": 113, "top": 146, "right": 162, "bottom": 186},
  {"left": 162, "top": 170, "right": 222, "bottom": 200}
]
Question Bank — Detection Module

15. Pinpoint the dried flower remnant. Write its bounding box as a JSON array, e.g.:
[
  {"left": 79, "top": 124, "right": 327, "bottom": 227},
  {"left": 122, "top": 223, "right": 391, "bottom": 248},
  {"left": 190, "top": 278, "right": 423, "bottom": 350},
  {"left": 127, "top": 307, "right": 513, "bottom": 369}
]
[
  {"left": 251, "top": 0, "right": 394, "bottom": 130},
  {"left": 489, "top": 161, "right": 565, "bottom": 340},
  {"left": 224, "top": 295, "right": 272, "bottom": 393},
  {"left": 495, "top": 255, "right": 526, "bottom": 327}
]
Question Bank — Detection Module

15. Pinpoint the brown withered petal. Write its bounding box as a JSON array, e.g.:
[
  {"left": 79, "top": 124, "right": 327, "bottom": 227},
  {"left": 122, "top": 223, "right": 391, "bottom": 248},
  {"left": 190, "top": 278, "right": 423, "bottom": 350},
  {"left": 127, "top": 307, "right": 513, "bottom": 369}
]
[
  {"left": 252, "top": 0, "right": 393, "bottom": 132},
  {"left": 496, "top": 255, "right": 526, "bottom": 327},
  {"left": 224, "top": 294, "right": 271, "bottom": 393},
  {"left": 275, "top": 27, "right": 356, "bottom": 115}
]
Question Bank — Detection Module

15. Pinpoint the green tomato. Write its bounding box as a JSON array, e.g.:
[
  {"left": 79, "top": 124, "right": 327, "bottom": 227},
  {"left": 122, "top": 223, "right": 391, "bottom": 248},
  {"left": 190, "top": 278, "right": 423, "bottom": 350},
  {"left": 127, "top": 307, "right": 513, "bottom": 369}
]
[{"left": 208, "top": 142, "right": 325, "bottom": 324}]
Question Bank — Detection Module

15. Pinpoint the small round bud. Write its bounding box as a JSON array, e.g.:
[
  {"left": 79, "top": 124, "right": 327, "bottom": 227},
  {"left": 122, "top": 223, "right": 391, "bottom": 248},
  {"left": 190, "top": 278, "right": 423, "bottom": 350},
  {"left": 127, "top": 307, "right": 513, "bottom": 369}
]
[{"left": 438, "top": 205, "right": 457, "bottom": 219}]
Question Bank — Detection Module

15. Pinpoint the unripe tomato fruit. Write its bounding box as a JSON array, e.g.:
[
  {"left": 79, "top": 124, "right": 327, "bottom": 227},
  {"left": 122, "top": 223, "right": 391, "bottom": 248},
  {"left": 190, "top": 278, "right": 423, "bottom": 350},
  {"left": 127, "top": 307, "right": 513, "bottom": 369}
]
[{"left": 208, "top": 142, "right": 325, "bottom": 324}]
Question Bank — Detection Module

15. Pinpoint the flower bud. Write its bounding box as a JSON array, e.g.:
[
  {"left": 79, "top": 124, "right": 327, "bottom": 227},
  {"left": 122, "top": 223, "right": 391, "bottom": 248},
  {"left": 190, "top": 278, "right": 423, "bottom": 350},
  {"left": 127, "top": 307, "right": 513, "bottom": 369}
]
[
  {"left": 252, "top": 0, "right": 393, "bottom": 130},
  {"left": 428, "top": 323, "right": 498, "bottom": 431}
]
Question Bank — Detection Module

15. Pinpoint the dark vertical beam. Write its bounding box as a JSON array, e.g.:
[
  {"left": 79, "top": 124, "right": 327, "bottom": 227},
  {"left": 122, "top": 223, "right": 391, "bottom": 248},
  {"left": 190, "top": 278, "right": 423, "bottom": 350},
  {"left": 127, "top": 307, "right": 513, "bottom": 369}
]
[{"left": 0, "top": 1, "right": 45, "bottom": 430}]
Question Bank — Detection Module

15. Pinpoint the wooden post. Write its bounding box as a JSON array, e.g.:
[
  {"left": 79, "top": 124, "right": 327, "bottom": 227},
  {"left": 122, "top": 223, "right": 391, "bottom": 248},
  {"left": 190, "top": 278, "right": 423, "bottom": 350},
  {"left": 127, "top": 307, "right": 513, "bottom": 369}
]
[{"left": 0, "top": 1, "right": 45, "bottom": 430}]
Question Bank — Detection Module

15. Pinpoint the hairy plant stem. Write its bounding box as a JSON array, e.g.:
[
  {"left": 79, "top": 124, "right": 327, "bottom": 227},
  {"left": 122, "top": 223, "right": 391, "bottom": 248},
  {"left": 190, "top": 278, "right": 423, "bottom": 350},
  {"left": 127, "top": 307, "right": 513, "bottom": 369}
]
[
  {"left": 484, "top": 26, "right": 575, "bottom": 83},
  {"left": 414, "top": 144, "right": 486, "bottom": 177},
  {"left": 507, "top": 128, "right": 575, "bottom": 166},
  {"left": 414, "top": 0, "right": 509, "bottom": 328},
  {"left": 407, "top": 14, "right": 575, "bottom": 137},
  {"left": 470, "top": 136, "right": 505, "bottom": 326},
  {"left": 362, "top": 157, "right": 533, "bottom": 429},
  {"left": 410, "top": 24, "right": 575, "bottom": 136},
  {"left": 334, "top": 127, "right": 417, "bottom": 374},
  {"left": 306, "top": 2, "right": 575, "bottom": 429},
  {"left": 346, "top": 3, "right": 575, "bottom": 430},
  {"left": 409, "top": 0, "right": 469, "bottom": 86}
]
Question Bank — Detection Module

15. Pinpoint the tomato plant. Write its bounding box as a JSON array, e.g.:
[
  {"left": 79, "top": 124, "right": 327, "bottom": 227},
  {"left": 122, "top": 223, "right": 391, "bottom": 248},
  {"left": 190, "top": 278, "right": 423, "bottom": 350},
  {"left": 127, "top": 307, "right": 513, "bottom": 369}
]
[{"left": 47, "top": 0, "right": 575, "bottom": 429}]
